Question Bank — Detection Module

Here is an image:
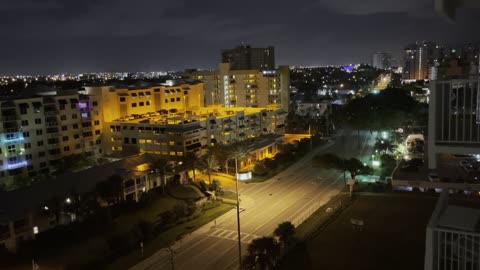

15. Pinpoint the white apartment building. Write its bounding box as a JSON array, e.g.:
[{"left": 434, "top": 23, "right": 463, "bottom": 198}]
[
  {"left": 428, "top": 78, "right": 480, "bottom": 169},
  {"left": 425, "top": 191, "right": 480, "bottom": 270}
]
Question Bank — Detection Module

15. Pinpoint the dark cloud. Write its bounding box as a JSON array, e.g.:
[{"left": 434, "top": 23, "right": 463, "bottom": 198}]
[
  {"left": 0, "top": 0, "right": 479, "bottom": 74},
  {"left": 313, "top": 0, "right": 432, "bottom": 15}
]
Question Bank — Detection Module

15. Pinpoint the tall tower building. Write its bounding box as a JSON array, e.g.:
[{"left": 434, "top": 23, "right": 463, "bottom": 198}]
[
  {"left": 189, "top": 63, "right": 289, "bottom": 112},
  {"left": 372, "top": 52, "right": 393, "bottom": 69},
  {"left": 403, "top": 41, "right": 435, "bottom": 80},
  {"left": 221, "top": 45, "right": 275, "bottom": 70}
]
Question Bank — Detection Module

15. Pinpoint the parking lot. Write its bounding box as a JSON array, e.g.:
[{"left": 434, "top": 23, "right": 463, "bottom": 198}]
[{"left": 436, "top": 153, "right": 480, "bottom": 183}]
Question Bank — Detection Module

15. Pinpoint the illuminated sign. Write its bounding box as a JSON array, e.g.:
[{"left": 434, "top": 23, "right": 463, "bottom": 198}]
[
  {"left": 7, "top": 161, "right": 28, "bottom": 170},
  {"left": 236, "top": 172, "right": 252, "bottom": 181}
]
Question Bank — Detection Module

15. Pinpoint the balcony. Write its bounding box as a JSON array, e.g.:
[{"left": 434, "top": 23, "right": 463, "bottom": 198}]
[
  {"left": 47, "top": 132, "right": 60, "bottom": 138},
  {"left": 1, "top": 115, "right": 18, "bottom": 122},
  {"left": 44, "top": 111, "right": 58, "bottom": 116},
  {"left": 7, "top": 159, "right": 28, "bottom": 170}
]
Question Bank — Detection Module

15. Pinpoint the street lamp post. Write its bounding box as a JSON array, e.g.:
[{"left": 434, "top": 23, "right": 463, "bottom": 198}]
[
  {"left": 342, "top": 134, "right": 347, "bottom": 184},
  {"left": 234, "top": 157, "right": 242, "bottom": 268}
]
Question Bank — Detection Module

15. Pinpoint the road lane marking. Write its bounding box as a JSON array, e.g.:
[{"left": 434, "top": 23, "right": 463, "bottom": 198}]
[{"left": 207, "top": 228, "right": 259, "bottom": 244}]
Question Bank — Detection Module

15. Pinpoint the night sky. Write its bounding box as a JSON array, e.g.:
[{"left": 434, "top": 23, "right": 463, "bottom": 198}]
[{"left": 1, "top": 0, "right": 480, "bottom": 75}]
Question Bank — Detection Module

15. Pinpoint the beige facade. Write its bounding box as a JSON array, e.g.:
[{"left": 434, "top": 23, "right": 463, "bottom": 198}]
[
  {"left": 189, "top": 63, "right": 290, "bottom": 112},
  {"left": 84, "top": 82, "right": 204, "bottom": 123}
]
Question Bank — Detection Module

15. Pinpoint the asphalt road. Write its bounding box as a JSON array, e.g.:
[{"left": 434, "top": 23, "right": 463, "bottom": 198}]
[{"left": 131, "top": 130, "right": 377, "bottom": 270}]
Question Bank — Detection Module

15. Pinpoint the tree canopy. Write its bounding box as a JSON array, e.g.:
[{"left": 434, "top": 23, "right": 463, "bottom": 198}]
[
  {"left": 334, "top": 88, "right": 427, "bottom": 131},
  {"left": 313, "top": 153, "right": 372, "bottom": 180}
]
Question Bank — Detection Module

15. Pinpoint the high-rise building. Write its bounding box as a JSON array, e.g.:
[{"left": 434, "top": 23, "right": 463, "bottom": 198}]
[
  {"left": 372, "top": 52, "right": 393, "bottom": 69},
  {"left": 427, "top": 77, "right": 480, "bottom": 169},
  {"left": 188, "top": 63, "right": 290, "bottom": 112},
  {"left": 403, "top": 41, "right": 435, "bottom": 80},
  {"left": 221, "top": 45, "right": 275, "bottom": 70}
]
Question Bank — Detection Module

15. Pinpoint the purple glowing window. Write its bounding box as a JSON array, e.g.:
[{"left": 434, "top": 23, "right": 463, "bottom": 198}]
[
  {"left": 78, "top": 102, "right": 88, "bottom": 110},
  {"left": 81, "top": 112, "right": 88, "bottom": 118}
]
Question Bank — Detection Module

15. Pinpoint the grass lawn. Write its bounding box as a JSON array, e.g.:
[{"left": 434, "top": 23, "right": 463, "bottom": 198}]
[
  {"left": 113, "top": 194, "right": 180, "bottom": 232},
  {"left": 221, "top": 190, "right": 237, "bottom": 200},
  {"left": 167, "top": 184, "right": 203, "bottom": 200},
  {"left": 245, "top": 163, "right": 290, "bottom": 183},
  {"left": 105, "top": 203, "right": 234, "bottom": 270},
  {"left": 280, "top": 193, "right": 439, "bottom": 270}
]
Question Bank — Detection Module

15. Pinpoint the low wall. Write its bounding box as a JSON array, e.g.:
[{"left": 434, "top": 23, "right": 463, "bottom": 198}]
[{"left": 392, "top": 179, "right": 480, "bottom": 192}]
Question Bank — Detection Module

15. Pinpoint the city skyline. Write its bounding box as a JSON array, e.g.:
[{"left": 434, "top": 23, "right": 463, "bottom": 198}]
[{"left": 1, "top": 0, "right": 480, "bottom": 75}]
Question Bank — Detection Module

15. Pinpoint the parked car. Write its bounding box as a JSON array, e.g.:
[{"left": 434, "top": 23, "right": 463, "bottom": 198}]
[
  {"left": 441, "top": 177, "right": 453, "bottom": 182},
  {"left": 428, "top": 173, "right": 440, "bottom": 182}
]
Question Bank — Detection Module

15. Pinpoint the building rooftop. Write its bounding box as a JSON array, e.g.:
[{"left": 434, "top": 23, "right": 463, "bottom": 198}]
[
  {"left": 0, "top": 154, "right": 159, "bottom": 223},
  {"left": 109, "top": 105, "right": 272, "bottom": 125},
  {"left": 247, "top": 134, "right": 283, "bottom": 152},
  {"left": 437, "top": 205, "right": 480, "bottom": 232}
]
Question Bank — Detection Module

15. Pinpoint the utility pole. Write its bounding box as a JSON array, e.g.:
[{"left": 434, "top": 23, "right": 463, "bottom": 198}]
[
  {"left": 309, "top": 124, "right": 313, "bottom": 151},
  {"left": 343, "top": 134, "right": 347, "bottom": 184},
  {"left": 168, "top": 246, "right": 175, "bottom": 270},
  {"left": 235, "top": 157, "right": 242, "bottom": 268}
]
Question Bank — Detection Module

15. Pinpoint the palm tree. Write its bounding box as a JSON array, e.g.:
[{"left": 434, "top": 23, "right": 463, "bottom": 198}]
[
  {"left": 45, "top": 196, "right": 63, "bottom": 225},
  {"left": 182, "top": 152, "right": 199, "bottom": 182},
  {"left": 247, "top": 236, "right": 280, "bottom": 269},
  {"left": 274, "top": 221, "right": 295, "bottom": 251},
  {"left": 208, "top": 144, "right": 230, "bottom": 174},
  {"left": 96, "top": 174, "right": 124, "bottom": 205},
  {"left": 151, "top": 158, "right": 175, "bottom": 193},
  {"left": 198, "top": 154, "right": 220, "bottom": 185}
]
